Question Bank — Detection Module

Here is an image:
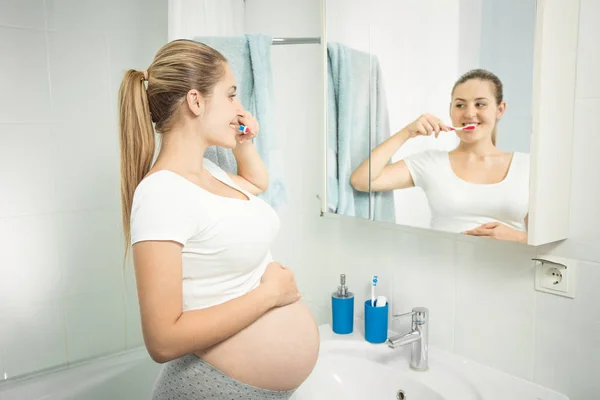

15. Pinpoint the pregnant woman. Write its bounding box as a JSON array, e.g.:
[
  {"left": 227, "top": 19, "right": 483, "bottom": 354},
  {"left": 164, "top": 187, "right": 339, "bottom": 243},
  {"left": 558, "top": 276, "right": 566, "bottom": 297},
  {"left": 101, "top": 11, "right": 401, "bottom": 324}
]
[{"left": 118, "top": 39, "right": 320, "bottom": 399}]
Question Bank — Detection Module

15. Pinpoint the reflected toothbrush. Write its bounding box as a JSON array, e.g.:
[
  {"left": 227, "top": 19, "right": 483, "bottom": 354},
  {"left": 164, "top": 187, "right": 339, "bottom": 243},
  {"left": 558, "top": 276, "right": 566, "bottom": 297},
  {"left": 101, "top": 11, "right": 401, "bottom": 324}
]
[{"left": 448, "top": 123, "right": 478, "bottom": 131}]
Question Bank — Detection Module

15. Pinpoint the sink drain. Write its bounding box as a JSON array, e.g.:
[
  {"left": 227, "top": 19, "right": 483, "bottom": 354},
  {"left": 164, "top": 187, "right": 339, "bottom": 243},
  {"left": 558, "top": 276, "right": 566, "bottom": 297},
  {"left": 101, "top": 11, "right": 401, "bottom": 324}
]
[{"left": 396, "top": 390, "right": 406, "bottom": 400}]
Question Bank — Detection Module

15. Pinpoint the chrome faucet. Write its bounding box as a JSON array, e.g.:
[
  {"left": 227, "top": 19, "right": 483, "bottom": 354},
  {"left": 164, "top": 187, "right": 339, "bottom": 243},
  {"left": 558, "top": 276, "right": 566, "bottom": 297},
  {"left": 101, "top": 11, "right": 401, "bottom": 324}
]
[{"left": 386, "top": 307, "right": 429, "bottom": 371}]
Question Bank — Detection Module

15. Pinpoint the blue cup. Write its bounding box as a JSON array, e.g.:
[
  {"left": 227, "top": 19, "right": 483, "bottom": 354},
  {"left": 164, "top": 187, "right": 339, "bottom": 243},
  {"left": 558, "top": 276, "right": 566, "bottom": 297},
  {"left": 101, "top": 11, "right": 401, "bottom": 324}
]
[{"left": 364, "top": 299, "right": 389, "bottom": 343}]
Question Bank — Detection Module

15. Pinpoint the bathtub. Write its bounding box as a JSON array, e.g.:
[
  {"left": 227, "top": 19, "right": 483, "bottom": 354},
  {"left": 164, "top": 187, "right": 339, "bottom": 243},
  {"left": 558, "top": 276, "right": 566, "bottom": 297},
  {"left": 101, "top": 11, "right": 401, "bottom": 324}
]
[{"left": 0, "top": 348, "right": 161, "bottom": 400}]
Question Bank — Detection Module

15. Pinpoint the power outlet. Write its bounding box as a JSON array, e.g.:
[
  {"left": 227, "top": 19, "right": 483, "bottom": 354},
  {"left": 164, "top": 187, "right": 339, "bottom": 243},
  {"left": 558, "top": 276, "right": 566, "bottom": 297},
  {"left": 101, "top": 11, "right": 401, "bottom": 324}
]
[{"left": 534, "top": 255, "right": 577, "bottom": 298}]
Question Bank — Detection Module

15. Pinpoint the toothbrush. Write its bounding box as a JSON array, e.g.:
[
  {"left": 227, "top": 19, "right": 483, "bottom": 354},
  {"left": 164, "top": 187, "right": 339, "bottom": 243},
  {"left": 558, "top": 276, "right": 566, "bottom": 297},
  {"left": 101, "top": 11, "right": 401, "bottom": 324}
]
[
  {"left": 447, "top": 123, "right": 478, "bottom": 131},
  {"left": 371, "top": 275, "right": 378, "bottom": 306},
  {"left": 238, "top": 125, "right": 251, "bottom": 134}
]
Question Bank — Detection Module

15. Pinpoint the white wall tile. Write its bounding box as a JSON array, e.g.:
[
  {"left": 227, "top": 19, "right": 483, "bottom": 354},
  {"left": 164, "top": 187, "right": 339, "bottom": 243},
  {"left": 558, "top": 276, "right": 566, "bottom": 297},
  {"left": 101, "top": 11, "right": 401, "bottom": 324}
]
[
  {"left": 0, "top": 0, "right": 45, "bottom": 30},
  {"left": 392, "top": 232, "right": 455, "bottom": 352},
  {"left": 575, "top": 0, "right": 600, "bottom": 98},
  {"left": 332, "top": 217, "right": 397, "bottom": 322},
  {"left": 0, "top": 350, "right": 4, "bottom": 380},
  {"left": 533, "top": 261, "right": 600, "bottom": 400},
  {"left": 57, "top": 210, "right": 125, "bottom": 297},
  {"left": 49, "top": 121, "right": 120, "bottom": 212},
  {"left": 104, "top": 1, "right": 168, "bottom": 142},
  {"left": 454, "top": 240, "right": 537, "bottom": 380},
  {"left": 0, "top": 123, "right": 59, "bottom": 217},
  {"left": 0, "top": 0, "right": 166, "bottom": 382},
  {"left": 272, "top": 213, "right": 342, "bottom": 324},
  {"left": 44, "top": 0, "right": 109, "bottom": 32},
  {"left": 47, "top": 29, "right": 111, "bottom": 122},
  {"left": 60, "top": 290, "right": 127, "bottom": 364},
  {"left": 0, "top": 215, "right": 62, "bottom": 310},
  {"left": 244, "top": 0, "right": 322, "bottom": 37},
  {"left": 46, "top": 29, "right": 119, "bottom": 212},
  {"left": 0, "top": 27, "right": 51, "bottom": 123},
  {"left": 0, "top": 301, "right": 67, "bottom": 378}
]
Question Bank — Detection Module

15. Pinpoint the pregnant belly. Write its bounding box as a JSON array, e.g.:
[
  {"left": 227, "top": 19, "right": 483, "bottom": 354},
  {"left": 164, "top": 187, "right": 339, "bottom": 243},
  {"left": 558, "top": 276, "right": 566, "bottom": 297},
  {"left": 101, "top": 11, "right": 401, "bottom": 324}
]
[{"left": 195, "top": 299, "right": 320, "bottom": 391}]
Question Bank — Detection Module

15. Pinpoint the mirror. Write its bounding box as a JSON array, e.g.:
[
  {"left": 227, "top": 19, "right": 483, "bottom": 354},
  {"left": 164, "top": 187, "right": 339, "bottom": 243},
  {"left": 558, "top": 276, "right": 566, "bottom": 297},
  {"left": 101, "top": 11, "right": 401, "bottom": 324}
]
[
  {"left": 325, "top": 0, "right": 536, "bottom": 243},
  {"left": 324, "top": 0, "right": 376, "bottom": 220}
]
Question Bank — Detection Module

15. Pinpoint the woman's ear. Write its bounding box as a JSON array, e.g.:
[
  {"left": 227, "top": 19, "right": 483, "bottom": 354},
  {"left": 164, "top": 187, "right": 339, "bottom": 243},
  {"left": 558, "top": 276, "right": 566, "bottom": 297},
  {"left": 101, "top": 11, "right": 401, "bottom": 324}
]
[
  {"left": 186, "top": 89, "right": 205, "bottom": 117},
  {"left": 496, "top": 100, "right": 507, "bottom": 120}
]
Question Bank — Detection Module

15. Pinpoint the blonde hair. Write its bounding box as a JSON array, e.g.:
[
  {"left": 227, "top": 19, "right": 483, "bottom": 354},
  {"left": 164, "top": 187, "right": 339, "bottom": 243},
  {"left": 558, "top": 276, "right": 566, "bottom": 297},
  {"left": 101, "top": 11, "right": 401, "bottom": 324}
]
[
  {"left": 118, "top": 39, "right": 227, "bottom": 259},
  {"left": 451, "top": 68, "right": 504, "bottom": 146}
]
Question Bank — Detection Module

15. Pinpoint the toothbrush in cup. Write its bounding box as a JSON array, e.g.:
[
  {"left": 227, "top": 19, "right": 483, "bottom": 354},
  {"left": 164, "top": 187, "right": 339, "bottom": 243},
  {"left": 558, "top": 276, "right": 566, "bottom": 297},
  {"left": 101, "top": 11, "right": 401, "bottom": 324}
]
[{"left": 371, "top": 275, "right": 378, "bottom": 306}]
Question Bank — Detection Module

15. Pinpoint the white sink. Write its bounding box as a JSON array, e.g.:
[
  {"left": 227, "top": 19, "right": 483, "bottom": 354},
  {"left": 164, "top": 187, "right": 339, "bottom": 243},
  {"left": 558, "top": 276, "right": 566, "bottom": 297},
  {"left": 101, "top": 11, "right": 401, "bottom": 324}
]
[{"left": 292, "top": 324, "right": 569, "bottom": 400}]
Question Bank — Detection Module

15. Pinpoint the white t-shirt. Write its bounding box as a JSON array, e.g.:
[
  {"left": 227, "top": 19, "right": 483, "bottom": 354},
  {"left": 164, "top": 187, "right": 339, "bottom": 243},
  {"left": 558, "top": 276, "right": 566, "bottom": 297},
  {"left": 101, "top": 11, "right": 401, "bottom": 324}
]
[
  {"left": 130, "top": 158, "right": 280, "bottom": 311},
  {"left": 404, "top": 150, "right": 529, "bottom": 233}
]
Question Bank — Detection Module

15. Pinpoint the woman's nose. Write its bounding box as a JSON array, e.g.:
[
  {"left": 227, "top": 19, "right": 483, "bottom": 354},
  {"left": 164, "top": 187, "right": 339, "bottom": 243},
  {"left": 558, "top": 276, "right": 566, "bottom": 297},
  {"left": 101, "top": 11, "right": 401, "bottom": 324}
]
[
  {"left": 235, "top": 99, "right": 246, "bottom": 115},
  {"left": 465, "top": 105, "right": 477, "bottom": 118}
]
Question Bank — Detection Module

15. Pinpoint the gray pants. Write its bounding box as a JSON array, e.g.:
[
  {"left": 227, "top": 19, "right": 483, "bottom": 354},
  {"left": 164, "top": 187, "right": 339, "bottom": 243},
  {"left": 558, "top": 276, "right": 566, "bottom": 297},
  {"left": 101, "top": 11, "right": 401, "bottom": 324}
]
[{"left": 151, "top": 355, "right": 297, "bottom": 400}]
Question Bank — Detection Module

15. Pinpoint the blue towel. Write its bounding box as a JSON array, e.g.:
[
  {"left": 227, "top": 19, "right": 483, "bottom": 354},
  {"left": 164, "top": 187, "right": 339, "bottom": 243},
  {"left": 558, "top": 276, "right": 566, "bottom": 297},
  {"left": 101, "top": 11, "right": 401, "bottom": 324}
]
[
  {"left": 194, "top": 34, "right": 287, "bottom": 209},
  {"left": 327, "top": 42, "right": 395, "bottom": 222}
]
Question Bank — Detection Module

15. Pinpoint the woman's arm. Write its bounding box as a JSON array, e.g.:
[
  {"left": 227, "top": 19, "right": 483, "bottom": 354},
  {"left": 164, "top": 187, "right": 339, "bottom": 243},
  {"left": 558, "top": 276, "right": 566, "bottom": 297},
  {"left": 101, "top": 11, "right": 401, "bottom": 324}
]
[
  {"left": 350, "top": 129, "right": 415, "bottom": 192},
  {"left": 227, "top": 111, "right": 268, "bottom": 195},
  {"left": 350, "top": 114, "right": 450, "bottom": 192},
  {"left": 230, "top": 140, "right": 268, "bottom": 194},
  {"left": 132, "top": 241, "right": 297, "bottom": 363}
]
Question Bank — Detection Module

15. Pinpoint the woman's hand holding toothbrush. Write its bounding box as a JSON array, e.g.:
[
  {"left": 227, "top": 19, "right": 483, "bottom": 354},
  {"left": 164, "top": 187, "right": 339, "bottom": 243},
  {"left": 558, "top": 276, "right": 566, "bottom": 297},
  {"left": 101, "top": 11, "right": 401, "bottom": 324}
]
[
  {"left": 236, "top": 111, "right": 259, "bottom": 143},
  {"left": 399, "top": 114, "right": 452, "bottom": 139},
  {"left": 396, "top": 114, "right": 476, "bottom": 140}
]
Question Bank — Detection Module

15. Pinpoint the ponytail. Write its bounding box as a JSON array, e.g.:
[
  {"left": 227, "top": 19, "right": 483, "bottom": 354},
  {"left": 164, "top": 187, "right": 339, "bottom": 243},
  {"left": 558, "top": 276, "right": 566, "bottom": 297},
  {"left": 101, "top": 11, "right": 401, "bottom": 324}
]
[{"left": 118, "top": 70, "right": 155, "bottom": 261}]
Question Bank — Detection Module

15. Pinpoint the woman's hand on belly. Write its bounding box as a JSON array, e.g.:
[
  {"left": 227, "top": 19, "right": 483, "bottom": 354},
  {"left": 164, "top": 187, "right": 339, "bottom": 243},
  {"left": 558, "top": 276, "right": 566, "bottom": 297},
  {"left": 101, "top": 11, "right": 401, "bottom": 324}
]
[
  {"left": 260, "top": 261, "right": 302, "bottom": 307},
  {"left": 463, "top": 221, "right": 527, "bottom": 243}
]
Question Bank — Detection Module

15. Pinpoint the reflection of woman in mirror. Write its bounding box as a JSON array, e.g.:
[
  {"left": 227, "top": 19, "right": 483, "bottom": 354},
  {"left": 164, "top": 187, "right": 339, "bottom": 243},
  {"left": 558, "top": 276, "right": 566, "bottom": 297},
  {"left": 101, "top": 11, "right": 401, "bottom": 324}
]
[{"left": 350, "top": 69, "right": 529, "bottom": 243}]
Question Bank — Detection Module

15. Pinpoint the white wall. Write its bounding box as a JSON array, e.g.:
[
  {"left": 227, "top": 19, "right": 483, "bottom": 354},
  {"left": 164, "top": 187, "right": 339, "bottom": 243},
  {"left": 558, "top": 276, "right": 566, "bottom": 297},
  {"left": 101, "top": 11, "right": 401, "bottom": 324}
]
[
  {"left": 250, "top": 1, "right": 600, "bottom": 400},
  {"left": 167, "top": 0, "right": 244, "bottom": 41},
  {"left": 0, "top": 0, "right": 167, "bottom": 380}
]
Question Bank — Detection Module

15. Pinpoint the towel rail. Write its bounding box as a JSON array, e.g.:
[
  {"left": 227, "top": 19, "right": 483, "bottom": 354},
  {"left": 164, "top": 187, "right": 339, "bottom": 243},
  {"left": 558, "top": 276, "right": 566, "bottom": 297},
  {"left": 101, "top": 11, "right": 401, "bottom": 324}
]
[{"left": 271, "top": 37, "right": 321, "bottom": 45}]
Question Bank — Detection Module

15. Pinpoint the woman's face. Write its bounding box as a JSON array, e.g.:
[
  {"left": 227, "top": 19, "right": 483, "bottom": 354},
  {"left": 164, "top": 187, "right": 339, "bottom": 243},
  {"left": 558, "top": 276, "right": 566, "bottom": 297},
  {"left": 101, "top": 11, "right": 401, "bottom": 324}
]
[
  {"left": 450, "top": 79, "right": 506, "bottom": 144},
  {"left": 199, "top": 63, "right": 246, "bottom": 148}
]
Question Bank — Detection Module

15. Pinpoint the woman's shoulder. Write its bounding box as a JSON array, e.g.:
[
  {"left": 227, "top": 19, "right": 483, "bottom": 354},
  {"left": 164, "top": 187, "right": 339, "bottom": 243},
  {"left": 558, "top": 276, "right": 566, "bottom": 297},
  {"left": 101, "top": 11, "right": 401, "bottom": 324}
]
[
  {"left": 511, "top": 151, "right": 530, "bottom": 159},
  {"left": 509, "top": 151, "right": 530, "bottom": 172},
  {"left": 132, "top": 169, "right": 197, "bottom": 210},
  {"left": 509, "top": 151, "right": 530, "bottom": 164},
  {"left": 136, "top": 169, "right": 185, "bottom": 193}
]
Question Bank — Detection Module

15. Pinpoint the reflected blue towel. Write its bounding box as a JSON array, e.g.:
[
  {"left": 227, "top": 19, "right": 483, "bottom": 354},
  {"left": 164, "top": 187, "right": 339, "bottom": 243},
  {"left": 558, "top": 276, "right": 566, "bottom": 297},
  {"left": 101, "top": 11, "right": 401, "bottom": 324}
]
[
  {"left": 327, "top": 42, "right": 395, "bottom": 222},
  {"left": 194, "top": 34, "right": 286, "bottom": 209}
]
